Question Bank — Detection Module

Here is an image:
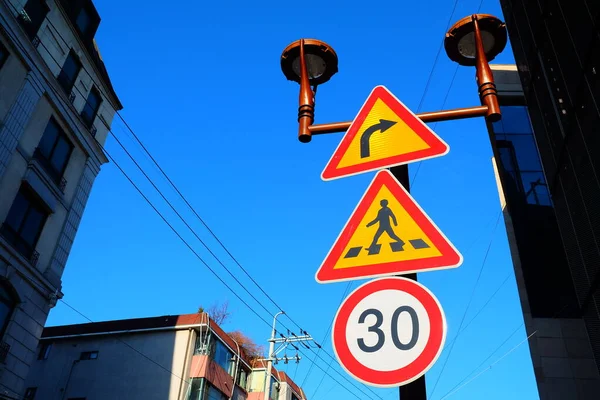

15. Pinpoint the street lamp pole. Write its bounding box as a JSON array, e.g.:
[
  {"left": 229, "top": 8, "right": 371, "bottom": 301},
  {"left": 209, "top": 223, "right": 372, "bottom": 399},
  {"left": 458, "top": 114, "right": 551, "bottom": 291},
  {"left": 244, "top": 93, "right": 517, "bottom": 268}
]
[{"left": 280, "top": 13, "right": 507, "bottom": 400}]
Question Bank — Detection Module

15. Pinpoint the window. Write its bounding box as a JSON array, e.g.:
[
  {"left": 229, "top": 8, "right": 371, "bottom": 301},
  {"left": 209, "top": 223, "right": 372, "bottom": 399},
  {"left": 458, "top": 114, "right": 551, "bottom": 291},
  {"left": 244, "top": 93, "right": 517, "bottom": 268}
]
[
  {"left": 194, "top": 331, "right": 210, "bottom": 355},
  {"left": 269, "top": 377, "right": 279, "bottom": 400},
  {"left": 35, "top": 118, "right": 73, "bottom": 183},
  {"left": 24, "top": 387, "right": 37, "bottom": 399},
  {"left": 237, "top": 368, "right": 248, "bottom": 390},
  {"left": 19, "top": 0, "right": 49, "bottom": 40},
  {"left": 188, "top": 378, "right": 202, "bottom": 400},
  {"left": 291, "top": 394, "right": 300, "bottom": 400},
  {"left": 0, "top": 186, "right": 49, "bottom": 259},
  {"left": 75, "top": 8, "right": 91, "bottom": 35},
  {"left": 37, "top": 342, "right": 52, "bottom": 360},
  {"left": 0, "top": 281, "right": 17, "bottom": 338},
  {"left": 57, "top": 50, "right": 81, "bottom": 94},
  {"left": 212, "top": 339, "right": 234, "bottom": 375},
  {"left": 492, "top": 105, "right": 551, "bottom": 206},
  {"left": 0, "top": 41, "right": 8, "bottom": 71},
  {"left": 80, "top": 351, "right": 98, "bottom": 360},
  {"left": 188, "top": 380, "right": 227, "bottom": 400},
  {"left": 81, "top": 87, "right": 102, "bottom": 128},
  {"left": 205, "top": 384, "right": 227, "bottom": 400}
]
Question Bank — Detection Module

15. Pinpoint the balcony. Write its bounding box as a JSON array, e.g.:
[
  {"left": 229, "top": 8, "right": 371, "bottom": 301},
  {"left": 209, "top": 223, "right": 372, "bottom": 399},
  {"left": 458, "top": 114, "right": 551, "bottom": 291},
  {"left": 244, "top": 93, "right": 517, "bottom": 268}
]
[
  {"left": 0, "top": 341, "right": 10, "bottom": 364},
  {"left": 0, "top": 224, "right": 40, "bottom": 267},
  {"left": 16, "top": 2, "right": 49, "bottom": 42},
  {"left": 33, "top": 148, "right": 68, "bottom": 192}
]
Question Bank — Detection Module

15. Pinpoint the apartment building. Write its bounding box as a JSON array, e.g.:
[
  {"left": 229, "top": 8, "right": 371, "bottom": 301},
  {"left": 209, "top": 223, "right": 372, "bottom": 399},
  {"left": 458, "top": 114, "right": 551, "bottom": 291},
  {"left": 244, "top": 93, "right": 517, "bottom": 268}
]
[
  {"left": 24, "top": 312, "right": 308, "bottom": 400},
  {"left": 0, "top": 0, "right": 121, "bottom": 397}
]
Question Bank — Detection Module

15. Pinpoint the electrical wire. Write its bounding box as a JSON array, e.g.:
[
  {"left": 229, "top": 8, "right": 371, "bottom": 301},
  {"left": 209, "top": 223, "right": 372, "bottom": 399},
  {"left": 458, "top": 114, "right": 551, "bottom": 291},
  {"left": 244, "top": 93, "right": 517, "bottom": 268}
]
[
  {"left": 102, "top": 149, "right": 274, "bottom": 327},
  {"left": 438, "top": 302, "right": 570, "bottom": 400},
  {"left": 1, "top": 2, "right": 347, "bottom": 382},
  {"left": 301, "top": 282, "right": 352, "bottom": 386},
  {"left": 306, "top": 282, "right": 353, "bottom": 397},
  {"left": 438, "top": 273, "right": 511, "bottom": 358},
  {"left": 295, "top": 347, "right": 379, "bottom": 400},
  {"left": 427, "top": 211, "right": 502, "bottom": 399},
  {"left": 436, "top": 323, "right": 523, "bottom": 399},
  {"left": 439, "top": 329, "right": 536, "bottom": 400},
  {"left": 410, "top": 64, "right": 460, "bottom": 187},
  {"left": 11, "top": 6, "right": 373, "bottom": 380},
  {"left": 60, "top": 299, "right": 191, "bottom": 384},
  {"left": 413, "top": 0, "right": 463, "bottom": 115},
  {"left": 3, "top": 4, "right": 509, "bottom": 399},
  {"left": 303, "top": 344, "right": 383, "bottom": 400},
  {"left": 7, "top": 0, "right": 286, "bottom": 318},
  {"left": 1, "top": 21, "right": 385, "bottom": 399},
  {"left": 108, "top": 130, "right": 278, "bottom": 319},
  {"left": 410, "top": 0, "right": 488, "bottom": 188},
  {"left": 0, "top": 13, "right": 266, "bottom": 387},
  {"left": 4, "top": 4, "right": 282, "bottom": 329}
]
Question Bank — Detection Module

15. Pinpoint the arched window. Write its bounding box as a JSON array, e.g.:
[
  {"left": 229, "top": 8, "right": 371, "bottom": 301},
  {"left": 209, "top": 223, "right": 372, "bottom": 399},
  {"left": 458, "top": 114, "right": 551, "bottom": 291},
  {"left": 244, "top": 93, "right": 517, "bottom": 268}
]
[{"left": 0, "top": 281, "right": 17, "bottom": 338}]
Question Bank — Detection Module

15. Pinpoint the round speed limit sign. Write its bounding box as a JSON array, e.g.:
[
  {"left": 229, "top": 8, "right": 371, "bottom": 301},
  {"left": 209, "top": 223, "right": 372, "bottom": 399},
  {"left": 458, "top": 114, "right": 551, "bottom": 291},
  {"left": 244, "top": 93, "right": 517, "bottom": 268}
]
[{"left": 332, "top": 277, "right": 446, "bottom": 387}]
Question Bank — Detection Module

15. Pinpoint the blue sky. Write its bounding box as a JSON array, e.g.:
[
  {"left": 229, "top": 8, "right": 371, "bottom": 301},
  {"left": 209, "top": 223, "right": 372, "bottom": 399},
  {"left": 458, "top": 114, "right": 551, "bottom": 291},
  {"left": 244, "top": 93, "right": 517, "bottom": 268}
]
[{"left": 46, "top": 0, "right": 540, "bottom": 399}]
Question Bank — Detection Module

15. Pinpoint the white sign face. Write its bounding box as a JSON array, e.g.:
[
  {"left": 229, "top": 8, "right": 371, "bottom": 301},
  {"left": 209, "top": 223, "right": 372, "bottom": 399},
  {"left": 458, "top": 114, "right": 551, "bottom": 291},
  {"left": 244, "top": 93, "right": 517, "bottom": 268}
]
[
  {"left": 346, "top": 289, "right": 431, "bottom": 372},
  {"left": 332, "top": 277, "right": 446, "bottom": 387}
]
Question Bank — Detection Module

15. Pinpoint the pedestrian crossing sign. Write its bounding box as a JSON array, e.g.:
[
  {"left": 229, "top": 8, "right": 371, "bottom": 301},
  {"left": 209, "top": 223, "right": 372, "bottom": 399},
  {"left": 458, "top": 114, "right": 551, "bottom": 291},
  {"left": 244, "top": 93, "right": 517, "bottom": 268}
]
[
  {"left": 321, "top": 85, "right": 449, "bottom": 181},
  {"left": 316, "top": 170, "right": 462, "bottom": 284}
]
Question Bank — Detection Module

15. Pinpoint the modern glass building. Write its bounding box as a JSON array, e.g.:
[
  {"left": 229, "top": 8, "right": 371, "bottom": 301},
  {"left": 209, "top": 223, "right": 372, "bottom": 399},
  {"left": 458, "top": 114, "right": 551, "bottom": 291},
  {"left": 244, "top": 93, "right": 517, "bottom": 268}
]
[
  {"left": 490, "top": 64, "right": 599, "bottom": 399},
  {"left": 499, "top": 0, "right": 600, "bottom": 371}
]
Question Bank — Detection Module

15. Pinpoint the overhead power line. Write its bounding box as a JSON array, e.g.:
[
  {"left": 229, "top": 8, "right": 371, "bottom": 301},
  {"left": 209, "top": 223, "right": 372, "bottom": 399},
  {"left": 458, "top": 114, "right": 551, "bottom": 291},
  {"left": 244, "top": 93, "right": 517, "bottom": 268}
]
[
  {"left": 307, "top": 282, "right": 353, "bottom": 398},
  {"left": 439, "top": 328, "right": 536, "bottom": 400},
  {"left": 428, "top": 212, "right": 502, "bottom": 399},
  {"left": 1, "top": 8, "right": 385, "bottom": 399},
  {"left": 411, "top": 0, "right": 488, "bottom": 188}
]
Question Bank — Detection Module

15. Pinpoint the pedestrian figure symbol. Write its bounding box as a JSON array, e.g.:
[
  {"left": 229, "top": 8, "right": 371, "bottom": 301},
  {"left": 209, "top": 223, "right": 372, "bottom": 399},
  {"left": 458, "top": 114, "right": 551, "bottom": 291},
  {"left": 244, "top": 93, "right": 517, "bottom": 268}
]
[
  {"left": 343, "top": 197, "right": 432, "bottom": 259},
  {"left": 366, "top": 199, "right": 405, "bottom": 255}
]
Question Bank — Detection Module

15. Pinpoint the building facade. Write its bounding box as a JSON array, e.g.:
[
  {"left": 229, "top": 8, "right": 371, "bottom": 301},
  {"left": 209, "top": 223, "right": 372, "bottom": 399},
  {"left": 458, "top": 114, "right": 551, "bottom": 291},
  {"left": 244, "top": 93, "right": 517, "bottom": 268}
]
[
  {"left": 489, "top": 64, "right": 600, "bottom": 399},
  {"left": 498, "top": 0, "right": 600, "bottom": 377},
  {"left": 0, "top": 0, "right": 121, "bottom": 397},
  {"left": 24, "top": 312, "right": 308, "bottom": 400}
]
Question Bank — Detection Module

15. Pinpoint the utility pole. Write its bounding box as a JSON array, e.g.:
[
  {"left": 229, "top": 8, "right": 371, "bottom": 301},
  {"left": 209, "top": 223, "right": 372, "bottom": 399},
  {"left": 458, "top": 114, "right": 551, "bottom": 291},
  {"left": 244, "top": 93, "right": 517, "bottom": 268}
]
[{"left": 262, "top": 312, "right": 314, "bottom": 400}]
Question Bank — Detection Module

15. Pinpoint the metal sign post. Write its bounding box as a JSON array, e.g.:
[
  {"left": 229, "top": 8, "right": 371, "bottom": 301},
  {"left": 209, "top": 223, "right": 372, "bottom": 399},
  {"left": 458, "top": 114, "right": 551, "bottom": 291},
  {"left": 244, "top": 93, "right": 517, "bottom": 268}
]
[{"left": 279, "top": 13, "right": 509, "bottom": 399}]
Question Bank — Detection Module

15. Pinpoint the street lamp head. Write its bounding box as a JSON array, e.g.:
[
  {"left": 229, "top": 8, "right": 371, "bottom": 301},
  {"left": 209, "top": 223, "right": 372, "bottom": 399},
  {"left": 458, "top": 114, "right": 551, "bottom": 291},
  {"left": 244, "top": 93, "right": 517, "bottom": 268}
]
[
  {"left": 281, "top": 39, "right": 339, "bottom": 86},
  {"left": 444, "top": 14, "right": 507, "bottom": 66}
]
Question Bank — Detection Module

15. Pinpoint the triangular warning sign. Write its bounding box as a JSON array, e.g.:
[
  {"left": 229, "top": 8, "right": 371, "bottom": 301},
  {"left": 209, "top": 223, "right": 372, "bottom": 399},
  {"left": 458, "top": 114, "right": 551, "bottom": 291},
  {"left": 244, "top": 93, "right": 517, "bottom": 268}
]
[
  {"left": 316, "top": 170, "right": 462, "bottom": 283},
  {"left": 321, "top": 85, "right": 449, "bottom": 181}
]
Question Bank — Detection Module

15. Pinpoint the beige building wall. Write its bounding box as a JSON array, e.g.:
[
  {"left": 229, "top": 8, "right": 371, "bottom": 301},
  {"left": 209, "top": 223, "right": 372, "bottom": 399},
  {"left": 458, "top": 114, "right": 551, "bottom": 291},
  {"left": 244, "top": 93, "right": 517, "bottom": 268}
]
[
  {"left": 0, "top": 0, "right": 121, "bottom": 397},
  {"left": 26, "top": 329, "right": 193, "bottom": 400}
]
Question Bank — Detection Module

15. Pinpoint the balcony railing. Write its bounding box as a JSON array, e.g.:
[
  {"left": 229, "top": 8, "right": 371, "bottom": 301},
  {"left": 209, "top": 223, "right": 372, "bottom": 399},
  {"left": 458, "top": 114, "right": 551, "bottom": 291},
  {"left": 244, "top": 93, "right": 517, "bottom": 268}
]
[
  {"left": 59, "top": 177, "right": 67, "bottom": 192},
  {"left": 17, "top": 9, "right": 31, "bottom": 24},
  {"left": 30, "top": 250, "right": 40, "bottom": 267},
  {"left": 0, "top": 224, "right": 39, "bottom": 266},
  {"left": 33, "top": 148, "right": 67, "bottom": 192},
  {"left": 0, "top": 341, "right": 10, "bottom": 364}
]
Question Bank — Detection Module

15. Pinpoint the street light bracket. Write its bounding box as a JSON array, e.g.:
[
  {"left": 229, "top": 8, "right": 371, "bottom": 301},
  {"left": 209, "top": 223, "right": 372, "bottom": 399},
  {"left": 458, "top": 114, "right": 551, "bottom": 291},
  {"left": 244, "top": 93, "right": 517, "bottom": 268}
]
[{"left": 280, "top": 14, "right": 507, "bottom": 143}]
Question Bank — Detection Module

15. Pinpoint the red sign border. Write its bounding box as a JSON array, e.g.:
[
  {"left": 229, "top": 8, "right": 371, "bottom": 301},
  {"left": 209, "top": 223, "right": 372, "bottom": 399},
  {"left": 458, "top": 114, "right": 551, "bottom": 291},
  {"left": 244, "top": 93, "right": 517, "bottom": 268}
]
[
  {"left": 332, "top": 277, "right": 447, "bottom": 387},
  {"left": 321, "top": 85, "right": 449, "bottom": 181},
  {"left": 315, "top": 170, "right": 463, "bottom": 283}
]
